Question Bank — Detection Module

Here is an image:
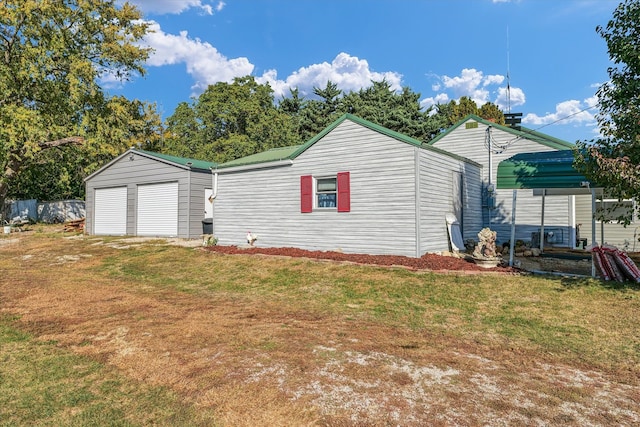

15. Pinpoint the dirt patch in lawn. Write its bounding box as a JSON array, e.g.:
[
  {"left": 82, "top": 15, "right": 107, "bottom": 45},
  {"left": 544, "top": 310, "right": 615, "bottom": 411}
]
[{"left": 1, "top": 235, "right": 638, "bottom": 426}]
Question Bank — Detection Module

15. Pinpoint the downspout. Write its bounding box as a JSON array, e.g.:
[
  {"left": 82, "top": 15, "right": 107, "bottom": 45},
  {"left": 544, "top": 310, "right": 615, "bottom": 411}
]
[
  {"left": 210, "top": 167, "right": 219, "bottom": 235},
  {"left": 210, "top": 167, "right": 219, "bottom": 200},
  {"left": 186, "top": 162, "right": 192, "bottom": 238}
]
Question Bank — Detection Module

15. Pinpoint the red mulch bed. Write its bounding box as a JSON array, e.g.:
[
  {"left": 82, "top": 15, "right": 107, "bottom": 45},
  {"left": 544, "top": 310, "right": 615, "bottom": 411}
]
[{"left": 204, "top": 245, "right": 519, "bottom": 273}]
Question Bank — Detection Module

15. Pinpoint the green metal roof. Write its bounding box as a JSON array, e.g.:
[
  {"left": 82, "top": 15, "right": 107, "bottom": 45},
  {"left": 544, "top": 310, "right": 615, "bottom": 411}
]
[
  {"left": 136, "top": 149, "right": 217, "bottom": 171},
  {"left": 496, "top": 150, "right": 589, "bottom": 189},
  {"left": 428, "top": 114, "right": 575, "bottom": 151},
  {"left": 216, "top": 114, "right": 480, "bottom": 169},
  {"left": 217, "top": 145, "right": 303, "bottom": 168}
]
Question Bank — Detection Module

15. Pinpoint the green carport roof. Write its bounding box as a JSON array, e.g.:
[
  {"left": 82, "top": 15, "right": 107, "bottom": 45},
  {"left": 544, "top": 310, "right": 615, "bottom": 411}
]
[{"left": 497, "top": 150, "right": 594, "bottom": 190}]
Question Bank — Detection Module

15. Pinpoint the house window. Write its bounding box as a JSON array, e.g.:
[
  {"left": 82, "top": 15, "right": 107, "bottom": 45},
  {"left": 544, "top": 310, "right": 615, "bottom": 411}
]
[
  {"left": 316, "top": 178, "right": 337, "bottom": 208},
  {"left": 300, "top": 172, "right": 350, "bottom": 213},
  {"left": 596, "top": 199, "right": 636, "bottom": 223}
]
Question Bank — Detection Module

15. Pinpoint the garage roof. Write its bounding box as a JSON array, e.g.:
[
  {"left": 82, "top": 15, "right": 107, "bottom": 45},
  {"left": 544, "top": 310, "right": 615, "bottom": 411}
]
[{"left": 136, "top": 149, "right": 217, "bottom": 171}]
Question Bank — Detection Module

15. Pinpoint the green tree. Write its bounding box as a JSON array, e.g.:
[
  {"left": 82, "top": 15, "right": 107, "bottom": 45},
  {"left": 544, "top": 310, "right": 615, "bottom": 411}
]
[
  {"left": 163, "top": 102, "right": 203, "bottom": 158},
  {"left": 164, "top": 76, "right": 298, "bottom": 163},
  {"left": 436, "top": 97, "right": 505, "bottom": 129},
  {"left": 83, "top": 96, "right": 163, "bottom": 172},
  {"left": 478, "top": 102, "right": 506, "bottom": 125},
  {"left": 0, "top": 0, "right": 151, "bottom": 217},
  {"left": 575, "top": 0, "right": 640, "bottom": 223},
  {"left": 341, "top": 80, "right": 443, "bottom": 142},
  {"left": 296, "top": 81, "right": 344, "bottom": 141}
]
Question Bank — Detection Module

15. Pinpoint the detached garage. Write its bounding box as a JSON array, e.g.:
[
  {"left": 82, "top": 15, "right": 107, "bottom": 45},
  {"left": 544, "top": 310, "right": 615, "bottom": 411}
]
[{"left": 85, "top": 149, "right": 216, "bottom": 238}]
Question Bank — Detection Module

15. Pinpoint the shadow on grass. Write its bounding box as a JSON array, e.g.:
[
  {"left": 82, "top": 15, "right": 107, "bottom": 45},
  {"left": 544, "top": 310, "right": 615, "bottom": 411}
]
[{"left": 558, "top": 276, "right": 640, "bottom": 292}]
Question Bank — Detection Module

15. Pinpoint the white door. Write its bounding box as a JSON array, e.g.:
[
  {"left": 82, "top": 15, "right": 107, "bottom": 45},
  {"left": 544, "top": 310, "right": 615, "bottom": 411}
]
[
  {"left": 94, "top": 187, "right": 127, "bottom": 235},
  {"left": 204, "top": 188, "right": 214, "bottom": 218},
  {"left": 137, "top": 182, "right": 179, "bottom": 236}
]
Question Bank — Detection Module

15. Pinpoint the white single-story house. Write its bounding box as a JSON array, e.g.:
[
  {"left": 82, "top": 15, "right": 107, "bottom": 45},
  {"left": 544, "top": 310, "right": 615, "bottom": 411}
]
[
  {"left": 85, "top": 114, "right": 638, "bottom": 254},
  {"left": 210, "top": 114, "right": 482, "bottom": 257},
  {"left": 84, "top": 149, "right": 216, "bottom": 238}
]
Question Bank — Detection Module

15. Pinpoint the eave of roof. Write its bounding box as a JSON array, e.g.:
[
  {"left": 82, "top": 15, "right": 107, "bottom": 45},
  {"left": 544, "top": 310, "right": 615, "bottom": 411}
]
[
  {"left": 428, "top": 114, "right": 575, "bottom": 151},
  {"left": 216, "top": 145, "right": 302, "bottom": 169},
  {"left": 84, "top": 148, "right": 217, "bottom": 182},
  {"left": 135, "top": 149, "right": 217, "bottom": 171}
]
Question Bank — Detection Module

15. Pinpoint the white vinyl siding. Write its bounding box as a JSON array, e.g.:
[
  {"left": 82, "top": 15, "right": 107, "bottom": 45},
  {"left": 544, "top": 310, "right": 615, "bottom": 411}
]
[
  {"left": 431, "top": 118, "right": 572, "bottom": 246},
  {"left": 213, "top": 119, "right": 481, "bottom": 257},
  {"left": 137, "top": 182, "right": 179, "bottom": 237},
  {"left": 417, "top": 148, "right": 482, "bottom": 253},
  {"left": 85, "top": 150, "right": 213, "bottom": 238},
  {"left": 94, "top": 187, "right": 127, "bottom": 235},
  {"left": 214, "top": 120, "right": 419, "bottom": 256},
  {"left": 575, "top": 194, "right": 639, "bottom": 249}
]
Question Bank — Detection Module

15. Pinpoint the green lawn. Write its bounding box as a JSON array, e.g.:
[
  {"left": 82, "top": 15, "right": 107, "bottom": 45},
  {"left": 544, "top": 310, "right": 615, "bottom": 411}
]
[{"left": 1, "top": 230, "right": 638, "bottom": 426}]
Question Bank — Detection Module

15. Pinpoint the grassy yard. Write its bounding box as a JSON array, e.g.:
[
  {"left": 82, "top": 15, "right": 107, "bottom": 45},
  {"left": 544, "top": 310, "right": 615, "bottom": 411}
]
[{"left": 1, "top": 228, "right": 639, "bottom": 426}]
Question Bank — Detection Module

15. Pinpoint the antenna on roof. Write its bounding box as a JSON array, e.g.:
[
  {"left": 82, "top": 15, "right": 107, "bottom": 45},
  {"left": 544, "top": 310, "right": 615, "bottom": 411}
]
[
  {"left": 504, "top": 26, "right": 522, "bottom": 130},
  {"left": 506, "top": 26, "right": 511, "bottom": 115}
]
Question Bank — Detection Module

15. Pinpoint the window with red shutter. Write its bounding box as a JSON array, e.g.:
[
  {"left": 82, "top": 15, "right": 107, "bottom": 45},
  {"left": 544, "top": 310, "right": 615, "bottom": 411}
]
[
  {"left": 337, "top": 171, "right": 350, "bottom": 212},
  {"left": 300, "top": 175, "right": 313, "bottom": 213}
]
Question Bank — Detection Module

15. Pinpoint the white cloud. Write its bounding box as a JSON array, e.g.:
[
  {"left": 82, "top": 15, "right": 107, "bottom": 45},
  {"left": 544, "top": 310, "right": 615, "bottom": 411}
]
[
  {"left": 258, "top": 52, "right": 403, "bottom": 99},
  {"left": 495, "top": 86, "right": 525, "bottom": 111},
  {"left": 441, "top": 68, "right": 485, "bottom": 97},
  {"left": 424, "top": 68, "right": 517, "bottom": 109},
  {"left": 142, "top": 21, "right": 254, "bottom": 92},
  {"left": 483, "top": 74, "right": 505, "bottom": 86},
  {"left": 129, "top": 0, "right": 224, "bottom": 15},
  {"left": 141, "top": 23, "right": 403, "bottom": 98},
  {"left": 523, "top": 98, "right": 597, "bottom": 126},
  {"left": 420, "top": 93, "right": 450, "bottom": 110}
]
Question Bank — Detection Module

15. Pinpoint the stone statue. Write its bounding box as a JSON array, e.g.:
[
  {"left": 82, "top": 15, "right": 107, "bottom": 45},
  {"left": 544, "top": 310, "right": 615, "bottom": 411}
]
[{"left": 473, "top": 227, "right": 499, "bottom": 259}]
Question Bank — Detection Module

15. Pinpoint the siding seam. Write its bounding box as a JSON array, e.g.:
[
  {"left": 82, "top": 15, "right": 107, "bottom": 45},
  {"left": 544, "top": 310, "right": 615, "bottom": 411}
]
[{"left": 414, "top": 148, "right": 421, "bottom": 257}]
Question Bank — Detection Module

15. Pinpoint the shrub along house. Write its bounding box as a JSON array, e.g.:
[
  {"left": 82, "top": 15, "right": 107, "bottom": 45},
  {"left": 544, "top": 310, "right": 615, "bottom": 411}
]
[
  {"left": 84, "top": 149, "right": 216, "bottom": 238},
  {"left": 210, "top": 114, "right": 482, "bottom": 257}
]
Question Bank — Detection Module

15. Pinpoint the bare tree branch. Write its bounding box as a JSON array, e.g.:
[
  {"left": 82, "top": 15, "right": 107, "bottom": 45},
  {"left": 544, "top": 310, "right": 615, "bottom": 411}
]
[{"left": 38, "top": 136, "right": 84, "bottom": 149}]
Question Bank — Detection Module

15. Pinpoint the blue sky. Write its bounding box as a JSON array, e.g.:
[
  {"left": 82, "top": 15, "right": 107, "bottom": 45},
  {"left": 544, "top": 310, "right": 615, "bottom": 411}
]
[{"left": 112, "top": 0, "right": 620, "bottom": 143}]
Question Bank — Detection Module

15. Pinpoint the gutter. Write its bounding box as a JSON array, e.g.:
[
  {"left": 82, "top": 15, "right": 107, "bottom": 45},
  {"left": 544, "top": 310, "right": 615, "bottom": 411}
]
[{"left": 214, "top": 159, "right": 293, "bottom": 174}]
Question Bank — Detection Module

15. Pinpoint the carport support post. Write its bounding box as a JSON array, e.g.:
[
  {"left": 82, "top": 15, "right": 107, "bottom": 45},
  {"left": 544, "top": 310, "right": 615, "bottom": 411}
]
[
  {"left": 539, "top": 189, "right": 545, "bottom": 253},
  {"left": 509, "top": 190, "right": 517, "bottom": 267},
  {"left": 591, "top": 188, "right": 597, "bottom": 278}
]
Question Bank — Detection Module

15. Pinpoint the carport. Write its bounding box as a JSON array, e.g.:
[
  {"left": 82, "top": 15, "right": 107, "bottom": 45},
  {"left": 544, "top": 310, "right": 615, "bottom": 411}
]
[{"left": 497, "top": 150, "right": 602, "bottom": 277}]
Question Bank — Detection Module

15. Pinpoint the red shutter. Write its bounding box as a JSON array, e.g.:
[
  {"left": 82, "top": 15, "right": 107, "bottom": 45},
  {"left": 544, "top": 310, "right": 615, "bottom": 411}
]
[
  {"left": 300, "top": 175, "right": 313, "bottom": 213},
  {"left": 337, "top": 171, "right": 350, "bottom": 212}
]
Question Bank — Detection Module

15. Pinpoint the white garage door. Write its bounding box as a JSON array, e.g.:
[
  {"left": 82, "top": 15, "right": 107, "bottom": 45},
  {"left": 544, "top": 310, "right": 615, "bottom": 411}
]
[
  {"left": 94, "top": 187, "right": 127, "bottom": 235},
  {"left": 137, "top": 182, "right": 179, "bottom": 237}
]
